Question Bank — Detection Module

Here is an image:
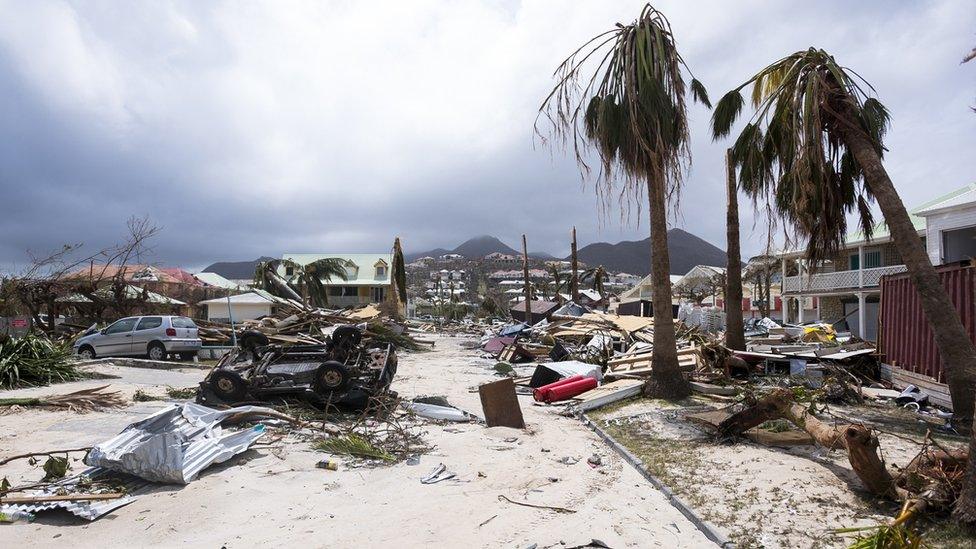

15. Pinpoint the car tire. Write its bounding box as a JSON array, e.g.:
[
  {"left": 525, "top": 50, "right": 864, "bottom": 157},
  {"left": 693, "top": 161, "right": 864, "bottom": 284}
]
[
  {"left": 240, "top": 330, "right": 270, "bottom": 361},
  {"left": 313, "top": 361, "right": 351, "bottom": 395},
  {"left": 209, "top": 370, "right": 248, "bottom": 402},
  {"left": 178, "top": 352, "right": 196, "bottom": 361},
  {"left": 147, "top": 342, "right": 167, "bottom": 361},
  {"left": 78, "top": 345, "right": 96, "bottom": 360}
]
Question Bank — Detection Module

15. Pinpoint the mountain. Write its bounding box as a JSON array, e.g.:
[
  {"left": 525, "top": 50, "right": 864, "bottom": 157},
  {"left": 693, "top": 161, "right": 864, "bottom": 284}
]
[
  {"left": 406, "top": 235, "right": 519, "bottom": 261},
  {"left": 201, "top": 256, "right": 275, "bottom": 280},
  {"left": 452, "top": 235, "right": 519, "bottom": 258},
  {"left": 528, "top": 251, "right": 556, "bottom": 260},
  {"left": 572, "top": 229, "right": 728, "bottom": 276}
]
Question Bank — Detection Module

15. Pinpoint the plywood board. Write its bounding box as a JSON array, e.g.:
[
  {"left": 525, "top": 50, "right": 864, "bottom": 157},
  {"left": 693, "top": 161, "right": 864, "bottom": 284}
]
[{"left": 478, "top": 378, "right": 525, "bottom": 429}]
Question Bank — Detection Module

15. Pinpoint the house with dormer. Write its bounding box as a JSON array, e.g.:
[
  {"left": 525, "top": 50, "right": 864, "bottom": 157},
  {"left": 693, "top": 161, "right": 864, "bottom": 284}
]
[{"left": 280, "top": 253, "right": 393, "bottom": 307}]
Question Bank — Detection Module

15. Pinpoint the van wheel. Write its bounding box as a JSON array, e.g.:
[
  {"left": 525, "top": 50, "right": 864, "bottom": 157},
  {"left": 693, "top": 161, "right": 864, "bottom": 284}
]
[
  {"left": 313, "top": 361, "right": 351, "bottom": 395},
  {"left": 78, "top": 345, "right": 96, "bottom": 360},
  {"left": 147, "top": 342, "right": 167, "bottom": 361}
]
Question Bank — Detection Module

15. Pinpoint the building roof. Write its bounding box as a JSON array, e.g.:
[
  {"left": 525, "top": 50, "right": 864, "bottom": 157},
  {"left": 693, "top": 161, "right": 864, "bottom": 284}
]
[
  {"left": 66, "top": 264, "right": 202, "bottom": 286},
  {"left": 194, "top": 272, "right": 241, "bottom": 290},
  {"left": 618, "top": 273, "right": 684, "bottom": 300},
  {"left": 510, "top": 300, "right": 560, "bottom": 315},
  {"left": 914, "top": 183, "right": 976, "bottom": 217},
  {"left": 57, "top": 284, "right": 186, "bottom": 306},
  {"left": 199, "top": 291, "right": 275, "bottom": 306},
  {"left": 281, "top": 253, "right": 393, "bottom": 286}
]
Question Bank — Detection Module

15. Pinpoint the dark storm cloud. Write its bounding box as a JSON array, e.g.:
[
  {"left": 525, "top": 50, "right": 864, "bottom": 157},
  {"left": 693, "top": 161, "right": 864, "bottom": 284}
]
[{"left": 0, "top": 0, "right": 973, "bottom": 272}]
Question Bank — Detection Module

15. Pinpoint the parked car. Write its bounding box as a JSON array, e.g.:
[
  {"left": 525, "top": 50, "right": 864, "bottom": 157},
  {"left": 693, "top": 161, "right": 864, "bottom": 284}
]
[{"left": 74, "top": 315, "right": 202, "bottom": 361}]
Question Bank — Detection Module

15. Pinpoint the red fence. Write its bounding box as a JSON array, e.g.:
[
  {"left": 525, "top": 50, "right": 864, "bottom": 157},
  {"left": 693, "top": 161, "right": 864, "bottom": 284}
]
[{"left": 878, "top": 262, "right": 976, "bottom": 383}]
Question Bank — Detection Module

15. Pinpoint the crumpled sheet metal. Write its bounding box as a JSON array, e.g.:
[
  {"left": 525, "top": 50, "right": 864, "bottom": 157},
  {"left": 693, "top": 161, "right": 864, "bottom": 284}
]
[
  {"left": 0, "top": 467, "right": 147, "bottom": 521},
  {"left": 84, "top": 402, "right": 272, "bottom": 484}
]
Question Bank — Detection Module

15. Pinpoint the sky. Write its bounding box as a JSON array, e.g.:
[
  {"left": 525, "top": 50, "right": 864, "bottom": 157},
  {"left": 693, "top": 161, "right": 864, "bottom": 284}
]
[{"left": 0, "top": 0, "right": 974, "bottom": 272}]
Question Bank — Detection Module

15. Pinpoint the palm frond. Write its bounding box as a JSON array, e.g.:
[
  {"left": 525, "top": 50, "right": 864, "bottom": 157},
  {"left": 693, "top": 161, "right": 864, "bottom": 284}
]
[
  {"left": 314, "top": 434, "right": 394, "bottom": 462},
  {"left": 537, "top": 3, "right": 704, "bottom": 216},
  {"left": 712, "top": 47, "right": 886, "bottom": 262}
]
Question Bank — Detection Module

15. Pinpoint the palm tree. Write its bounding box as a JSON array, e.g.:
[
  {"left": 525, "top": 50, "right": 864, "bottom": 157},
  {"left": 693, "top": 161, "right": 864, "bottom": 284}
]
[
  {"left": 253, "top": 258, "right": 349, "bottom": 307},
  {"left": 711, "top": 47, "right": 976, "bottom": 524},
  {"left": 547, "top": 264, "right": 566, "bottom": 304},
  {"left": 539, "top": 3, "right": 709, "bottom": 398},
  {"left": 580, "top": 266, "right": 607, "bottom": 301},
  {"left": 302, "top": 258, "right": 351, "bottom": 308}
]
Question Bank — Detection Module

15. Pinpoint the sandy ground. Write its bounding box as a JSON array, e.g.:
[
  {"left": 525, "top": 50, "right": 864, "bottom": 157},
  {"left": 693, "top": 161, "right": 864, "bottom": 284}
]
[
  {"left": 1, "top": 335, "right": 713, "bottom": 548},
  {"left": 591, "top": 397, "right": 970, "bottom": 548}
]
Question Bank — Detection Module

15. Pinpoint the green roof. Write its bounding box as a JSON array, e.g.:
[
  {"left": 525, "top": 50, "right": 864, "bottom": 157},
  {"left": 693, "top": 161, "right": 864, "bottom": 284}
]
[
  {"left": 844, "top": 184, "right": 976, "bottom": 243},
  {"left": 281, "top": 253, "right": 393, "bottom": 286}
]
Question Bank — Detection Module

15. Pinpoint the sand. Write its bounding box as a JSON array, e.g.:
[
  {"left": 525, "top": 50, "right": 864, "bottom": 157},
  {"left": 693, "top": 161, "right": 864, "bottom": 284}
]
[{"left": 0, "top": 335, "right": 713, "bottom": 548}]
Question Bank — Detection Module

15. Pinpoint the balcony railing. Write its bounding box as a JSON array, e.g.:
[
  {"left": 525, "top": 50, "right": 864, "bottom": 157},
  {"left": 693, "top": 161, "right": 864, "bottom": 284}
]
[
  {"left": 326, "top": 296, "right": 375, "bottom": 307},
  {"left": 783, "top": 264, "right": 907, "bottom": 293}
]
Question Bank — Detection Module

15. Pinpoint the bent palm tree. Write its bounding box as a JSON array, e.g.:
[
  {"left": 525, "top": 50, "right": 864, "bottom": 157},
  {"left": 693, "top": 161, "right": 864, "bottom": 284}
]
[
  {"left": 711, "top": 47, "right": 976, "bottom": 524},
  {"left": 302, "top": 258, "right": 350, "bottom": 308},
  {"left": 539, "top": 3, "right": 709, "bottom": 398}
]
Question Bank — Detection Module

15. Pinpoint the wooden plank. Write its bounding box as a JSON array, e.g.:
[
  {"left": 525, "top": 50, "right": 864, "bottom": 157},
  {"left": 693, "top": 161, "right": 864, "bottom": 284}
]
[
  {"left": 689, "top": 381, "right": 738, "bottom": 396},
  {"left": 572, "top": 379, "right": 643, "bottom": 411},
  {"left": 478, "top": 378, "right": 525, "bottom": 429}
]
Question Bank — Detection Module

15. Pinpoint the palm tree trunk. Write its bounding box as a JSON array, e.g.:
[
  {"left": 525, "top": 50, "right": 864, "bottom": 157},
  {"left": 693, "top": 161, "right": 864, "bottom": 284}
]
[
  {"left": 643, "top": 174, "right": 690, "bottom": 399},
  {"left": 522, "top": 234, "right": 533, "bottom": 326},
  {"left": 724, "top": 149, "right": 745, "bottom": 350},
  {"left": 842, "top": 128, "right": 976, "bottom": 525}
]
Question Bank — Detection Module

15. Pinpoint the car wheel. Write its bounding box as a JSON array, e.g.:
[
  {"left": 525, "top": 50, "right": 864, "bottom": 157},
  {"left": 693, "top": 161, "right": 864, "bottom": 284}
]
[
  {"left": 313, "top": 361, "right": 351, "bottom": 395},
  {"left": 147, "top": 342, "right": 167, "bottom": 361},
  {"left": 78, "top": 345, "right": 96, "bottom": 360},
  {"left": 178, "top": 352, "right": 196, "bottom": 361},
  {"left": 209, "top": 370, "right": 248, "bottom": 402}
]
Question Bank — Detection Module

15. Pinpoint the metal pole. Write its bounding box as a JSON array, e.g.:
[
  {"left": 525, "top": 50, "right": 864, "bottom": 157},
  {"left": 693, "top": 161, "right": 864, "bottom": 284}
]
[{"left": 226, "top": 295, "right": 237, "bottom": 347}]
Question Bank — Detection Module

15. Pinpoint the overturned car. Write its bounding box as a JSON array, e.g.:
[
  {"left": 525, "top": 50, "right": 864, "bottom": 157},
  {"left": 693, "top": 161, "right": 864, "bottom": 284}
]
[{"left": 197, "top": 324, "right": 397, "bottom": 409}]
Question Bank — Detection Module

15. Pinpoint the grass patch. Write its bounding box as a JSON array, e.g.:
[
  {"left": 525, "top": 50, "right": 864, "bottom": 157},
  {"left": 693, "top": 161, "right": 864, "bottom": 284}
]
[
  {"left": 133, "top": 389, "right": 162, "bottom": 402},
  {"left": 165, "top": 386, "right": 196, "bottom": 399}
]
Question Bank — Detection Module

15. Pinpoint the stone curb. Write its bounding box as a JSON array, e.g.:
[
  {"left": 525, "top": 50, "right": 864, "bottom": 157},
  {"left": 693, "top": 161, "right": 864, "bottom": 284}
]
[
  {"left": 580, "top": 413, "right": 735, "bottom": 548},
  {"left": 74, "top": 357, "right": 208, "bottom": 370}
]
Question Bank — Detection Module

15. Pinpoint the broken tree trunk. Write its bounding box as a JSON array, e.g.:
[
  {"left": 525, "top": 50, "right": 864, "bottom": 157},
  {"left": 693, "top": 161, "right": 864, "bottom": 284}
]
[{"left": 717, "top": 388, "right": 901, "bottom": 499}]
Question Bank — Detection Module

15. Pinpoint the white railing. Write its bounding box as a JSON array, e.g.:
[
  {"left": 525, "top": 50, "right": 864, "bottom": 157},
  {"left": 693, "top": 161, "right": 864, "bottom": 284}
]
[{"left": 783, "top": 265, "right": 907, "bottom": 293}]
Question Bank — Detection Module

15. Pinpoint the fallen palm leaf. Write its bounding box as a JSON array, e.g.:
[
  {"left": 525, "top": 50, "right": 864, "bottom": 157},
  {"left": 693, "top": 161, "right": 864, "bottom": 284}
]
[
  {"left": 313, "top": 434, "right": 394, "bottom": 462},
  {"left": 0, "top": 385, "right": 125, "bottom": 412}
]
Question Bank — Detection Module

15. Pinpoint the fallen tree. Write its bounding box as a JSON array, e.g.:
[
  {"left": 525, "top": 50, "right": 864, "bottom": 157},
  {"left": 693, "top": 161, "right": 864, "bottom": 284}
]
[{"left": 717, "top": 388, "right": 968, "bottom": 526}]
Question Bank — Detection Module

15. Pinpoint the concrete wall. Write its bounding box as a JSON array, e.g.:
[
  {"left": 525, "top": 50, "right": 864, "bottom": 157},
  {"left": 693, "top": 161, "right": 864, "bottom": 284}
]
[{"left": 206, "top": 302, "right": 271, "bottom": 321}]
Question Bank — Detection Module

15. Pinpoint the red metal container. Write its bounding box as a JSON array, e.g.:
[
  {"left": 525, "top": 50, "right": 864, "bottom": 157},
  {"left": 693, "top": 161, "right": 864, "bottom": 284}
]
[
  {"left": 878, "top": 261, "right": 976, "bottom": 383},
  {"left": 541, "top": 377, "right": 598, "bottom": 403},
  {"left": 533, "top": 375, "right": 586, "bottom": 401}
]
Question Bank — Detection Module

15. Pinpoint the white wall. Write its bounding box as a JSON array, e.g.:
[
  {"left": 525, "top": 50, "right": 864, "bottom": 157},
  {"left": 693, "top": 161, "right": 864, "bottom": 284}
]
[
  {"left": 924, "top": 206, "right": 976, "bottom": 264},
  {"left": 206, "top": 302, "right": 271, "bottom": 322}
]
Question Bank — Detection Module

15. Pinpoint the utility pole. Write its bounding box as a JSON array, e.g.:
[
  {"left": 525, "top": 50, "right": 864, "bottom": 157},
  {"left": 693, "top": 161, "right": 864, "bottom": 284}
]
[
  {"left": 571, "top": 227, "right": 580, "bottom": 303},
  {"left": 522, "top": 234, "right": 532, "bottom": 326}
]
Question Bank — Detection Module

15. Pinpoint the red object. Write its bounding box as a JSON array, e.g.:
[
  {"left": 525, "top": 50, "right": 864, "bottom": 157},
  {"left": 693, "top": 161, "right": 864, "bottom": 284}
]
[
  {"left": 165, "top": 328, "right": 177, "bottom": 336},
  {"left": 541, "top": 377, "right": 598, "bottom": 403},
  {"left": 533, "top": 375, "right": 586, "bottom": 402},
  {"left": 879, "top": 262, "right": 976, "bottom": 384}
]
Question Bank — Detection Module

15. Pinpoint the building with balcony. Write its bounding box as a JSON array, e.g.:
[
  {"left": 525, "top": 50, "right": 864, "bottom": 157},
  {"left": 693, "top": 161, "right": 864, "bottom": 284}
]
[
  {"left": 778, "top": 184, "right": 976, "bottom": 341},
  {"left": 280, "top": 253, "right": 393, "bottom": 308}
]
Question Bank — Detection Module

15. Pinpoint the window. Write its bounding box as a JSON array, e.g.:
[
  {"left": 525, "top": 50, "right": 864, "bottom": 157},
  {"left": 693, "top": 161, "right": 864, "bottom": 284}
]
[
  {"left": 371, "top": 287, "right": 386, "bottom": 302},
  {"left": 171, "top": 317, "right": 197, "bottom": 328},
  {"left": 328, "top": 286, "right": 358, "bottom": 297},
  {"left": 376, "top": 266, "right": 387, "bottom": 277},
  {"left": 849, "top": 249, "right": 881, "bottom": 270},
  {"left": 285, "top": 266, "right": 294, "bottom": 277},
  {"left": 136, "top": 317, "right": 163, "bottom": 331},
  {"left": 104, "top": 318, "right": 138, "bottom": 334}
]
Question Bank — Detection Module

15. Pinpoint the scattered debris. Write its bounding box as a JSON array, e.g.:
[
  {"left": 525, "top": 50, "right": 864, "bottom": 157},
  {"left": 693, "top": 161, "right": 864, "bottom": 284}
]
[
  {"left": 420, "top": 463, "right": 456, "bottom": 484},
  {"left": 478, "top": 378, "right": 525, "bottom": 428}
]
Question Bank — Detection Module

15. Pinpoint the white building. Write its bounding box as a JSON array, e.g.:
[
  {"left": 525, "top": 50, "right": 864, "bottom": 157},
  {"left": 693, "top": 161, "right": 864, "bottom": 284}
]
[
  {"left": 199, "top": 290, "right": 286, "bottom": 322},
  {"left": 280, "top": 253, "right": 393, "bottom": 307},
  {"left": 915, "top": 183, "right": 976, "bottom": 265}
]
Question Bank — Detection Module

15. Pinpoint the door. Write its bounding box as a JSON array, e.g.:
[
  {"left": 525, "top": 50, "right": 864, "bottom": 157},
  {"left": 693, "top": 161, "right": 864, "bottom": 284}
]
[
  {"left": 132, "top": 316, "right": 163, "bottom": 355},
  {"left": 95, "top": 317, "right": 139, "bottom": 356}
]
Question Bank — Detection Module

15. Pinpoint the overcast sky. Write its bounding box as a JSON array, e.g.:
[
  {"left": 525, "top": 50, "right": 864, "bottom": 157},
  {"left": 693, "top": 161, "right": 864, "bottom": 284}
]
[{"left": 1, "top": 0, "right": 974, "bottom": 272}]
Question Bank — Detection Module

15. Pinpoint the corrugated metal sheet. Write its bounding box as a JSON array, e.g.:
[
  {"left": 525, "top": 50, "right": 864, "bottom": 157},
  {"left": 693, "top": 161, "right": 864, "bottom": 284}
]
[{"left": 878, "top": 262, "right": 976, "bottom": 383}]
